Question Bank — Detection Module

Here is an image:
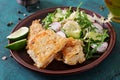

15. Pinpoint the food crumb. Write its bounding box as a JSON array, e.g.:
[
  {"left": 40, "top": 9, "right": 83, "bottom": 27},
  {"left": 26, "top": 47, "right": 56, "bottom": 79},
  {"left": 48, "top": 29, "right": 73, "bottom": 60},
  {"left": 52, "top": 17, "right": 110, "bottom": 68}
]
[
  {"left": 2, "top": 56, "right": 7, "bottom": 60},
  {"left": 23, "top": 13, "right": 27, "bottom": 16}
]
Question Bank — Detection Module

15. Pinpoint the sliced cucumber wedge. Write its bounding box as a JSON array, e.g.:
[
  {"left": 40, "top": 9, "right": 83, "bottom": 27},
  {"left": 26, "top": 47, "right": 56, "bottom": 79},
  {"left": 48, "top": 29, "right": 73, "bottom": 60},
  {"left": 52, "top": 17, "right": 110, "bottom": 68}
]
[{"left": 62, "top": 21, "right": 81, "bottom": 39}]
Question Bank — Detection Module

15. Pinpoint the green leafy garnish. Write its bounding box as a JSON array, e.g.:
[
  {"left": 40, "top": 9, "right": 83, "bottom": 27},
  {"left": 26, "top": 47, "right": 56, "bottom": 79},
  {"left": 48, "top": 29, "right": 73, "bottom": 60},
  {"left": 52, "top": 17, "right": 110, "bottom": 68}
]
[
  {"left": 42, "top": 13, "right": 55, "bottom": 29},
  {"left": 42, "top": 4, "right": 109, "bottom": 60}
]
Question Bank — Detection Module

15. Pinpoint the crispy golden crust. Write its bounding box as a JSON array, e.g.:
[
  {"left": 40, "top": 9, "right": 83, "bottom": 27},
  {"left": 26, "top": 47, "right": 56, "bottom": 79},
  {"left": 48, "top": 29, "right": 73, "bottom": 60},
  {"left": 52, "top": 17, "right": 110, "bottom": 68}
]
[
  {"left": 61, "top": 38, "right": 85, "bottom": 65},
  {"left": 26, "top": 19, "right": 44, "bottom": 49},
  {"left": 27, "top": 30, "right": 67, "bottom": 68},
  {"left": 26, "top": 19, "right": 86, "bottom": 68}
]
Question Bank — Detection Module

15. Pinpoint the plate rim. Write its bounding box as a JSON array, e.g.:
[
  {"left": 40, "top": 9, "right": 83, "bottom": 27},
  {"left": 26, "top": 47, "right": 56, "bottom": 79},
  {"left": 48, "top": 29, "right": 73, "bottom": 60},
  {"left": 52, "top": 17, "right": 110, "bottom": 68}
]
[{"left": 9, "top": 7, "right": 116, "bottom": 75}]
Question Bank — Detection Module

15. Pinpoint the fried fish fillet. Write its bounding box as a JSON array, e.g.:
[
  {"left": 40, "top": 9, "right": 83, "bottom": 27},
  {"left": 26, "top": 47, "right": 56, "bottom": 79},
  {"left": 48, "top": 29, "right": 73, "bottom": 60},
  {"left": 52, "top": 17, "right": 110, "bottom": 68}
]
[
  {"left": 26, "top": 19, "right": 44, "bottom": 49},
  {"left": 57, "top": 38, "right": 85, "bottom": 65},
  {"left": 27, "top": 30, "right": 67, "bottom": 68}
]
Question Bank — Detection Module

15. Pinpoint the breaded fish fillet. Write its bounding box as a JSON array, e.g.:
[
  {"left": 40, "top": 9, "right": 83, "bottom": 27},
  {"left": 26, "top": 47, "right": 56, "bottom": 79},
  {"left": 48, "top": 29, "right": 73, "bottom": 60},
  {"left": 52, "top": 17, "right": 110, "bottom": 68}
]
[
  {"left": 26, "top": 19, "right": 44, "bottom": 49},
  {"left": 62, "top": 38, "right": 85, "bottom": 65},
  {"left": 27, "top": 30, "right": 67, "bottom": 68}
]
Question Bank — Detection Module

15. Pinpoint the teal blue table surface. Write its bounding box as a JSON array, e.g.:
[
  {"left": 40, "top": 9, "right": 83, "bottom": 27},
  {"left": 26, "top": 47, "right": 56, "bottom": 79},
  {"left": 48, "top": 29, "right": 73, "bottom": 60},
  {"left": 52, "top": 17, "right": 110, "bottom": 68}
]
[{"left": 0, "top": 0, "right": 120, "bottom": 80}]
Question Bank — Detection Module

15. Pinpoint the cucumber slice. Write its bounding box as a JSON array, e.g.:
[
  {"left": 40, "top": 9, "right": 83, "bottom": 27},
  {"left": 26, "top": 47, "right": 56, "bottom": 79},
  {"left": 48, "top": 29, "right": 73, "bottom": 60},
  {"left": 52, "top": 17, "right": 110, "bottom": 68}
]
[
  {"left": 84, "top": 31, "right": 102, "bottom": 41},
  {"left": 5, "top": 39, "right": 27, "bottom": 50},
  {"left": 62, "top": 21, "right": 81, "bottom": 39},
  {"left": 7, "top": 27, "right": 29, "bottom": 41}
]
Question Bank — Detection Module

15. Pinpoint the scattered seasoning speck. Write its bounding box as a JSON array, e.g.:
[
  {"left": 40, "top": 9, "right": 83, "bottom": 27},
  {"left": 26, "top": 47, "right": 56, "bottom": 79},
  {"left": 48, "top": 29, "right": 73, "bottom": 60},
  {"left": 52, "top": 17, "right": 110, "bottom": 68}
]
[
  {"left": 18, "top": 17, "right": 22, "bottom": 21},
  {"left": 17, "top": 10, "right": 23, "bottom": 14},
  {"left": 7, "top": 22, "right": 13, "bottom": 26},
  {"left": 23, "top": 13, "right": 27, "bottom": 16},
  {"left": 99, "top": 6, "right": 105, "bottom": 11},
  {"left": 27, "top": 10, "right": 31, "bottom": 13},
  {"left": 26, "top": 7, "right": 31, "bottom": 12},
  {"left": 2, "top": 56, "right": 7, "bottom": 60}
]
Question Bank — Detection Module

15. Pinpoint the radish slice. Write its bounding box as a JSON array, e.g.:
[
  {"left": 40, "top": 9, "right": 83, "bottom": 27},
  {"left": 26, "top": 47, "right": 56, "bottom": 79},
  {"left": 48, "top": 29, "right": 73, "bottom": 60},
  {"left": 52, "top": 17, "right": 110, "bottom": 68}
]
[
  {"left": 56, "top": 31, "right": 66, "bottom": 38},
  {"left": 97, "top": 42, "right": 108, "bottom": 53},
  {"left": 93, "top": 23, "right": 103, "bottom": 33},
  {"left": 91, "top": 42, "right": 108, "bottom": 53},
  {"left": 49, "top": 22, "right": 61, "bottom": 31}
]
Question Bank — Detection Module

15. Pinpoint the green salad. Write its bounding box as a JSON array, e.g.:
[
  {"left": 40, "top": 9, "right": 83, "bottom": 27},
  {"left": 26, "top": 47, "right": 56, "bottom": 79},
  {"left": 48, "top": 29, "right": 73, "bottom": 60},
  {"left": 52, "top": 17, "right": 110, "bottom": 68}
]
[{"left": 42, "top": 6, "right": 109, "bottom": 59}]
